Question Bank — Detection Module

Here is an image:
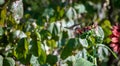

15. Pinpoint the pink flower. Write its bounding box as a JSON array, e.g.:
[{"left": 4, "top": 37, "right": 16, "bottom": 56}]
[
  {"left": 112, "top": 29, "right": 120, "bottom": 37},
  {"left": 111, "top": 37, "right": 119, "bottom": 43},
  {"left": 113, "top": 45, "right": 119, "bottom": 52},
  {"left": 110, "top": 23, "right": 120, "bottom": 54},
  {"left": 110, "top": 43, "right": 116, "bottom": 47}
]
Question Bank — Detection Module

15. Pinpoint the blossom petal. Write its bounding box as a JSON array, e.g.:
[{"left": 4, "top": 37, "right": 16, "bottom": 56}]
[
  {"left": 113, "top": 45, "right": 119, "bottom": 52},
  {"left": 112, "top": 29, "right": 120, "bottom": 37},
  {"left": 110, "top": 43, "right": 116, "bottom": 47},
  {"left": 113, "top": 26, "right": 119, "bottom": 30},
  {"left": 111, "top": 37, "right": 119, "bottom": 43}
]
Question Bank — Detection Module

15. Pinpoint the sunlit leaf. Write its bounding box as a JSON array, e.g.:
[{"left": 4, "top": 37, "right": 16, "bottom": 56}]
[
  {"left": 0, "top": 55, "right": 3, "bottom": 66},
  {"left": 66, "top": 20, "right": 74, "bottom": 28},
  {"left": 52, "top": 23, "right": 59, "bottom": 36},
  {"left": 97, "top": 46, "right": 109, "bottom": 60},
  {"left": 1, "top": 8, "right": 6, "bottom": 20},
  {"left": 75, "top": 48, "right": 87, "bottom": 59},
  {"left": 48, "top": 23, "right": 54, "bottom": 33},
  {"left": 66, "top": 7, "right": 73, "bottom": 20},
  {"left": 79, "top": 38, "right": 88, "bottom": 48},
  {"left": 30, "top": 55, "right": 40, "bottom": 66},
  {"left": 66, "top": 7, "right": 77, "bottom": 20},
  {"left": 13, "top": 30, "right": 27, "bottom": 39},
  {"left": 102, "top": 20, "right": 111, "bottom": 28},
  {"left": 0, "top": 0, "right": 5, "bottom": 5},
  {"left": 11, "top": 0, "right": 23, "bottom": 24},
  {"left": 3, "top": 57, "right": 15, "bottom": 66},
  {"left": 73, "top": 58, "right": 94, "bottom": 66},
  {"left": 47, "top": 23, "right": 60, "bottom": 40},
  {"left": 63, "top": 55, "right": 75, "bottom": 66},
  {"left": 95, "top": 26, "right": 104, "bottom": 40},
  {"left": 0, "top": 8, "right": 6, "bottom": 26},
  {"left": 74, "top": 4, "right": 87, "bottom": 14},
  {"left": 46, "top": 39, "right": 57, "bottom": 48},
  {"left": 59, "top": 8, "right": 65, "bottom": 18},
  {"left": 38, "top": 49, "right": 46, "bottom": 64},
  {"left": 96, "top": 44, "right": 118, "bottom": 59},
  {"left": 35, "top": 31, "right": 41, "bottom": 41},
  {"left": 55, "top": 22, "right": 61, "bottom": 34}
]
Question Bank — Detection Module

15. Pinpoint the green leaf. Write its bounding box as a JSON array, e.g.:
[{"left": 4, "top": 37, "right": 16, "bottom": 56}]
[
  {"left": 0, "top": 27, "right": 4, "bottom": 36},
  {"left": 66, "top": 7, "right": 73, "bottom": 20},
  {"left": 64, "top": 55, "right": 75, "bottom": 66},
  {"left": 66, "top": 7, "right": 77, "bottom": 20},
  {"left": 101, "top": 20, "right": 112, "bottom": 37},
  {"left": 75, "top": 48, "right": 87, "bottom": 59},
  {"left": 96, "top": 44, "right": 118, "bottom": 59},
  {"left": 46, "top": 54, "right": 57, "bottom": 65},
  {"left": 30, "top": 40, "right": 41, "bottom": 56},
  {"left": 85, "top": 2, "right": 96, "bottom": 16},
  {"left": 11, "top": 0, "right": 23, "bottom": 24},
  {"left": 59, "top": 8, "right": 64, "bottom": 18},
  {"left": 95, "top": 26, "right": 104, "bottom": 40},
  {"left": 0, "top": 0, "right": 5, "bottom": 5},
  {"left": 74, "top": 4, "right": 87, "bottom": 14},
  {"left": 62, "top": 31, "right": 68, "bottom": 39},
  {"left": 79, "top": 38, "right": 88, "bottom": 48},
  {"left": 97, "top": 46, "right": 109, "bottom": 60},
  {"left": 15, "top": 38, "right": 29, "bottom": 59},
  {"left": 13, "top": 30, "right": 27, "bottom": 39},
  {"left": 52, "top": 23, "right": 59, "bottom": 36},
  {"left": 35, "top": 31, "right": 41, "bottom": 41},
  {"left": 40, "top": 29, "right": 52, "bottom": 40},
  {"left": 66, "top": 20, "right": 74, "bottom": 28},
  {"left": 1, "top": 8, "right": 6, "bottom": 20},
  {"left": 3, "top": 57, "right": 15, "bottom": 66},
  {"left": 48, "top": 23, "right": 54, "bottom": 33},
  {"left": 48, "top": 23, "right": 59, "bottom": 40},
  {"left": 0, "top": 8, "right": 6, "bottom": 26},
  {"left": 42, "top": 8, "right": 54, "bottom": 17},
  {"left": 0, "top": 55, "right": 3, "bottom": 66},
  {"left": 48, "top": 23, "right": 59, "bottom": 36},
  {"left": 18, "top": 54, "right": 31, "bottom": 65},
  {"left": 73, "top": 58, "right": 94, "bottom": 66},
  {"left": 61, "top": 38, "right": 76, "bottom": 59},
  {"left": 38, "top": 49, "right": 46, "bottom": 64},
  {"left": 50, "top": 17, "right": 56, "bottom": 22},
  {"left": 102, "top": 20, "right": 111, "bottom": 28},
  {"left": 46, "top": 39, "right": 57, "bottom": 48},
  {"left": 30, "top": 55, "right": 40, "bottom": 66}
]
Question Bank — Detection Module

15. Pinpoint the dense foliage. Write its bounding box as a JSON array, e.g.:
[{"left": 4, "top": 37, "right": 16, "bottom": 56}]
[{"left": 0, "top": 0, "right": 120, "bottom": 66}]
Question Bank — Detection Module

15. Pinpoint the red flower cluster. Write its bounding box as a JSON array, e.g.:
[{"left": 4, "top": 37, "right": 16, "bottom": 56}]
[{"left": 110, "top": 24, "right": 120, "bottom": 54}]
